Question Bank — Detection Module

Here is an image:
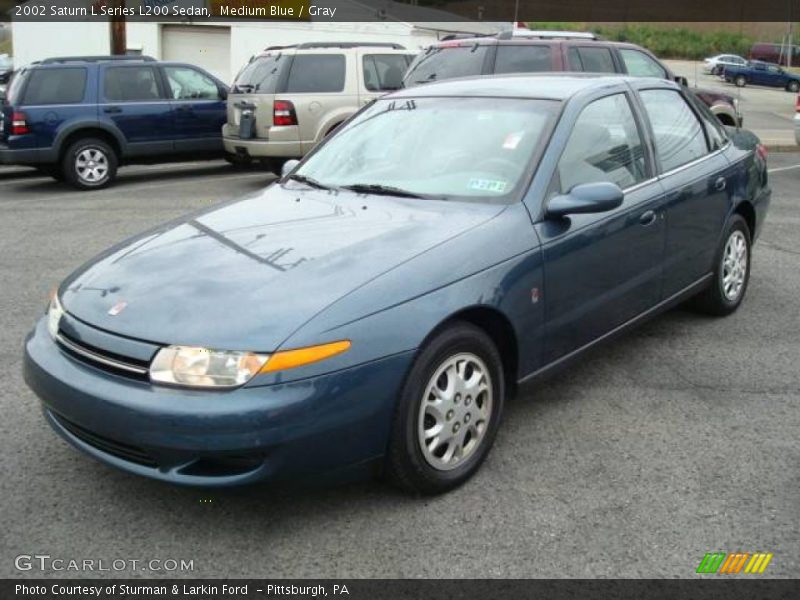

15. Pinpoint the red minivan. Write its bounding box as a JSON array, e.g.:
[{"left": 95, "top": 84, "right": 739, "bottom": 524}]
[{"left": 750, "top": 43, "right": 800, "bottom": 67}]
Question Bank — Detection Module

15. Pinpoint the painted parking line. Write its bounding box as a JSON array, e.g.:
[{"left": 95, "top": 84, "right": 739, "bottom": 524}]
[{"left": 768, "top": 164, "right": 800, "bottom": 174}]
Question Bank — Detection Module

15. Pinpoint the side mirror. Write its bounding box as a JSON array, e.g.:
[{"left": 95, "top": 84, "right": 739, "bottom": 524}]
[
  {"left": 546, "top": 182, "right": 624, "bottom": 218},
  {"left": 218, "top": 86, "right": 228, "bottom": 101},
  {"left": 674, "top": 76, "right": 689, "bottom": 87},
  {"left": 281, "top": 159, "right": 300, "bottom": 178}
]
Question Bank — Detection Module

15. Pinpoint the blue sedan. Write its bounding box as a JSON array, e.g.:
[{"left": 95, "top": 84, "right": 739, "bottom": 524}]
[{"left": 24, "top": 75, "right": 770, "bottom": 494}]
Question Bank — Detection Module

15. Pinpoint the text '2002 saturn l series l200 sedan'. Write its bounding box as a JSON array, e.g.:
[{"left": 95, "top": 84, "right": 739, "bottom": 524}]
[{"left": 24, "top": 74, "right": 770, "bottom": 495}]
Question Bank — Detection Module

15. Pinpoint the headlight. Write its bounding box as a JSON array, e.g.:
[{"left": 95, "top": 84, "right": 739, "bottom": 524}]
[
  {"left": 47, "top": 290, "right": 64, "bottom": 339},
  {"left": 149, "top": 340, "right": 351, "bottom": 389},
  {"left": 150, "top": 346, "right": 269, "bottom": 388}
]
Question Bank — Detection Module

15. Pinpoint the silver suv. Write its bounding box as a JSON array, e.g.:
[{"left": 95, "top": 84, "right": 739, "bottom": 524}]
[{"left": 223, "top": 42, "right": 414, "bottom": 172}]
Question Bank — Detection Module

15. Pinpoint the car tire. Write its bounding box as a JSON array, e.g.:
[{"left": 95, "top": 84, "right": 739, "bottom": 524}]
[
  {"left": 260, "top": 158, "right": 286, "bottom": 175},
  {"left": 386, "top": 322, "right": 505, "bottom": 495},
  {"left": 734, "top": 75, "right": 747, "bottom": 88},
  {"left": 62, "top": 138, "right": 117, "bottom": 190},
  {"left": 787, "top": 80, "right": 800, "bottom": 93},
  {"left": 224, "top": 152, "right": 251, "bottom": 169},
  {"left": 691, "top": 214, "right": 751, "bottom": 316}
]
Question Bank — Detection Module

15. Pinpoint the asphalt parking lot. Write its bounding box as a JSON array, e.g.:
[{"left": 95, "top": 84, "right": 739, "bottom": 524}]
[{"left": 1, "top": 156, "right": 799, "bottom": 579}]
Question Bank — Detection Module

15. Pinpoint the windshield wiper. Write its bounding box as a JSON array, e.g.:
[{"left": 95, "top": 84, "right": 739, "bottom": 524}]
[
  {"left": 342, "top": 183, "right": 436, "bottom": 199},
  {"left": 286, "top": 173, "right": 333, "bottom": 190}
]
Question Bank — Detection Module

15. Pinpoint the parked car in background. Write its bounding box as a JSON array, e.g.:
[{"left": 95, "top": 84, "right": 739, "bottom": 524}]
[
  {"left": 0, "top": 54, "right": 13, "bottom": 84},
  {"left": 723, "top": 60, "right": 800, "bottom": 92},
  {"left": 795, "top": 94, "right": 800, "bottom": 145},
  {"left": 223, "top": 42, "right": 415, "bottom": 173},
  {"left": 0, "top": 55, "right": 228, "bottom": 189},
  {"left": 403, "top": 34, "right": 743, "bottom": 126},
  {"left": 749, "top": 42, "right": 800, "bottom": 68},
  {"left": 25, "top": 74, "right": 770, "bottom": 493},
  {"left": 703, "top": 54, "right": 747, "bottom": 75}
]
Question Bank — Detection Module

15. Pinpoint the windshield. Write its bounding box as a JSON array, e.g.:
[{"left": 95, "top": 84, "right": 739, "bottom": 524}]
[
  {"left": 291, "top": 96, "right": 559, "bottom": 201},
  {"left": 232, "top": 53, "right": 284, "bottom": 94},
  {"left": 403, "top": 45, "right": 488, "bottom": 86}
]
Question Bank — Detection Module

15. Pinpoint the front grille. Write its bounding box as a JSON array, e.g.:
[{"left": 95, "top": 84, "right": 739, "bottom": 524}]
[
  {"left": 55, "top": 330, "right": 151, "bottom": 381},
  {"left": 52, "top": 412, "right": 158, "bottom": 468}
]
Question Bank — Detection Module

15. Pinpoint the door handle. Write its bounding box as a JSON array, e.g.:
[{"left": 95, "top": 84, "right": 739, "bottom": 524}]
[
  {"left": 103, "top": 106, "right": 122, "bottom": 114},
  {"left": 639, "top": 210, "right": 657, "bottom": 226},
  {"left": 714, "top": 176, "right": 726, "bottom": 191}
]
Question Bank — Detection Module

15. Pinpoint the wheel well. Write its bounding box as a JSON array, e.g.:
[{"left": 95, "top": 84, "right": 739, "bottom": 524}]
[
  {"left": 715, "top": 113, "right": 735, "bottom": 126},
  {"left": 59, "top": 128, "right": 121, "bottom": 163},
  {"left": 325, "top": 122, "right": 342, "bottom": 136},
  {"left": 734, "top": 201, "right": 756, "bottom": 238},
  {"left": 439, "top": 307, "right": 519, "bottom": 397}
]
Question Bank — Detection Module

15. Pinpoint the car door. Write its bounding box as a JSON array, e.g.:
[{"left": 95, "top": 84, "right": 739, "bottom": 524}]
[
  {"left": 750, "top": 63, "right": 768, "bottom": 85},
  {"left": 99, "top": 63, "right": 172, "bottom": 155},
  {"left": 162, "top": 64, "right": 227, "bottom": 153},
  {"left": 534, "top": 90, "right": 666, "bottom": 363},
  {"left": 358, "top": 51, "right": 413, "bottom": 107},
  {"left": 636, "top": 86, "right": 732, "bottom": 297}
]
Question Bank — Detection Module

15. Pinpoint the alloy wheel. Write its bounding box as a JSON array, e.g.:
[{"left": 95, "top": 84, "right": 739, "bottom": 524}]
[
  {"left": 75, "top": 148, "right": 109, "bottom": 184},
  {"left": 417, "top": 352, "right": 493, "bottom": 471},
  {"left": 721, "top": 230, "right": 748, "bottom": 302}
]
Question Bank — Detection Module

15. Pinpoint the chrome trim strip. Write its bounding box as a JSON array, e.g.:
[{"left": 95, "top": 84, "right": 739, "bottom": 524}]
[
  {"left": 657, "top": 146, "right": 727, "bottom": 179},
  {"left": 55, "top": 334, "right": 149, "bottom": 375}
]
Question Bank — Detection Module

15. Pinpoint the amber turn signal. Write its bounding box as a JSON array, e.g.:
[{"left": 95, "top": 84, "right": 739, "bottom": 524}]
[{"left": 260, "top": 340, "right": 352, "bottom": 373}]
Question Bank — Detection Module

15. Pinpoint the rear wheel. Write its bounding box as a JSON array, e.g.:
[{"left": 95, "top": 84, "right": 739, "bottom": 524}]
[
  {"left": 787, "top": 80, "right": 800, "bottom": 93},
  {"left": 259, "top": 158, "right": 286, "bottom": 175},
  {"left": 691, "top": 215, "right": 751, "bottom": 316},
  {"left": 734, "top": 75, "right": 747, "bottom": 87},
  {"left": 386, "top": 322, "right": 505, "bottom": 495},
  {"left": 62, "top": 138, "right": 117, "bottom": 190}
]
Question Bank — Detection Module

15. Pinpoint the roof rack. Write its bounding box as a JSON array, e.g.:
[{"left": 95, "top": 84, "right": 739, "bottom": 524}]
[
  {"left": 39, "top": 55, "right": 157, "bottom": 64},
  {"left": 498, "top": 30, "right": 599, "bottom": 41},
  {"left": 263, "top": 42, "right": 406, "bottom": 51}
]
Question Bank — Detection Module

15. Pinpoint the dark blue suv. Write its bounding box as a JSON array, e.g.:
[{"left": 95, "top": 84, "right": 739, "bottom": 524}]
[{"left": 0, "top": 56, "right": 228, "bottom": 189}]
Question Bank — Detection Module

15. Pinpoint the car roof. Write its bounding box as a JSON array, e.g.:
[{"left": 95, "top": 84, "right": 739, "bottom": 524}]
[{"left": 390, "top": 73, "right": 665, "bottom": 101}]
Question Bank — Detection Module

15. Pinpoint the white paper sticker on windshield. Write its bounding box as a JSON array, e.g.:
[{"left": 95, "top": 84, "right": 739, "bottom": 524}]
[
  {"left": 468, "top": 178, "right": 508, "bottom": 193},
  {"left": 503, "top": 132, "right": 524, "bottom": 150}
]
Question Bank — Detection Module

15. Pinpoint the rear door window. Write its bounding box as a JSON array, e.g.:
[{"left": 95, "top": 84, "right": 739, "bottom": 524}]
[
  {"left": 285, "top": 55, "right": 346, "bottom": 93},
  {"left": 494, "top": 45, "right": 553, "bottom": 74},
  {"left": 568, "top": 47, "right": 617, "bottom": 73},
  {"left": 363, "top": 54, "right": 410, "bottom": 91},
  {"left": 403, "top": 45, "right": 489, "bottom": 86},
  {"left": 103, "top": 66, "right": 162, "bottom": 102},
  {"left": 640, "top": 89, "right": 709, "bottom": 172},
  {"left": 23, "top": 68, "right": 87, "bottom": 105}
]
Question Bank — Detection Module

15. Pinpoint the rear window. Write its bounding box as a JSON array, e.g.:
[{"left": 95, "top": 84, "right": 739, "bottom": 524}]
[
  {"left": 286, "top": 55, "right": 346, "bottom": 93},
  {"left": 232, "top": 53, "right": 284, "bottom": 94},
  {"left": 5, "top": 69, "right": 27, "bottom": 104},
  {"left": 403, "top": 45, "right": 489, "bottom": 86},
  {"left": 494, "top": 45, "right": 552, "bottom": 74},
  {"left": 22, "top": 68, "right": 86, "bottom": 105},
  {"left": 363, "top": 54, "right": 410, "bottom": 91}
]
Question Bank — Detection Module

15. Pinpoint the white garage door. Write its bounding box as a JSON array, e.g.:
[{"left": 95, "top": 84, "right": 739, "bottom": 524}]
[{"left": 162, "top": 25, "right": 231, "bottom": 84}]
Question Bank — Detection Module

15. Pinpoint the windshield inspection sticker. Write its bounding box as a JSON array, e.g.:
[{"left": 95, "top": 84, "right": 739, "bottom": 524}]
[{"left": 468, "top": 178, "right": 508, "bottom": 193}]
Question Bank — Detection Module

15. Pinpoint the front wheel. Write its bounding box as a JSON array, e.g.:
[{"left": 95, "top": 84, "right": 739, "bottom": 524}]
[
  {"left": 386, "top": 322, "right": 505, "bottom": 495},
  {"left": 62, "top": 138, "right": 118, "bottom": 190},
  {"left": 734, "top": 75, "right": 747, "bottom": 87},
  {"left": 691, "top": 215, "right": 751, "bottom": 316},
  {"left": 787, "top": 80, "right": 800, "bottom": 93}
]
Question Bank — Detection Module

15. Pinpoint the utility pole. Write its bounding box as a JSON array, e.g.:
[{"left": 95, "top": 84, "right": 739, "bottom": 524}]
[{"left": 109, "top": 0, "right": 127, "bottom": 55}]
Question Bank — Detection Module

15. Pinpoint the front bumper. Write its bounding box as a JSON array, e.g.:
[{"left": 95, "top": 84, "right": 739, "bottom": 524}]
[{"left": 24, "top": 318, "right": 414, "bottom": 486}]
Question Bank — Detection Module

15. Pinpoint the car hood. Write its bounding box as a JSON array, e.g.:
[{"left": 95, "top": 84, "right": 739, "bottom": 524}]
[{"left": 61, "top": 183, "right": 505, "bottom": 351}]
